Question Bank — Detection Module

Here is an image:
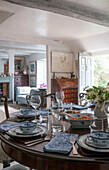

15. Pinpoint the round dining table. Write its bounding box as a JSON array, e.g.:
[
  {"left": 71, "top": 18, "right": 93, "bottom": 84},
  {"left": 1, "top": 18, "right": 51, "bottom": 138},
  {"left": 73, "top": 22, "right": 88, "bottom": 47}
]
[{"left": 0, "top": 113, "right": 109, "bottom": 170}]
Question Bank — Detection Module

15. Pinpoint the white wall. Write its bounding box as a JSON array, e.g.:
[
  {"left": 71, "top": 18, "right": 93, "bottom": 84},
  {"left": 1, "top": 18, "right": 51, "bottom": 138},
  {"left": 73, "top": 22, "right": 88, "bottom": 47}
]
[{"left": 25, "top": 53, "right": 46, "bottom": 66}]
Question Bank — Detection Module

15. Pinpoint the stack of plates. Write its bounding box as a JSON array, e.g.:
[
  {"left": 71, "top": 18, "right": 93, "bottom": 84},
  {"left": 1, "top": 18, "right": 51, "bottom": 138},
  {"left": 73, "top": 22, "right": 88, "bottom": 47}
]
[
  {"left": 14, "top": 110, "right": 38, "bottom": 118},
  {"left": 8, "top": 125, "right": 47, "bottom": 138},
  {"left": 77, "top": 134, "right": 109, "bottom": 152}
]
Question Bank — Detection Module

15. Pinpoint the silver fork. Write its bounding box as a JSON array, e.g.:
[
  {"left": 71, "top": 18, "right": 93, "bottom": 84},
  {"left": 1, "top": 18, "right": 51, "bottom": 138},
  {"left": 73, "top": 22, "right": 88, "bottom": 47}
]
[
  {"left": 70, "top": 136, "right": 78, "bottom": 155},
  {"left": 26, "top": 134, "right": 51, "bottom": 147}
]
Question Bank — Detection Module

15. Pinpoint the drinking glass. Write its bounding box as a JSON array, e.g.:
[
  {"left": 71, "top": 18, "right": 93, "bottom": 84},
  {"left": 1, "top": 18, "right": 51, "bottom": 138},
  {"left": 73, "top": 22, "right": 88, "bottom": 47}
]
[
  {"left": 103, "top": 100, "right": 109, "bottom": 130},
  {"left": 51, "top": 114, "right": 63, "bottom": 137},
  {"left": 30, "top": 95, "right": 41, "bottom": 122},
  {"left": 56, "top": 91, "right": 64, "bottom": 108}
]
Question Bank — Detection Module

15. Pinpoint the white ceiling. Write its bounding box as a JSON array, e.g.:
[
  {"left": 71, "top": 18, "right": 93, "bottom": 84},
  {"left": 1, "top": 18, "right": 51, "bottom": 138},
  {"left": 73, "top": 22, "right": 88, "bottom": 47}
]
[{"left": 0, "top": 0, "right": 109, "bottom": 55}]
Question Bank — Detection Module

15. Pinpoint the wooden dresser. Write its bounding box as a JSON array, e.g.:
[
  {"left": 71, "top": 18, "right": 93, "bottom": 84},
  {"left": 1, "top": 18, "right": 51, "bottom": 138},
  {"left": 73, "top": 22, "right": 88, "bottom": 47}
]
[
  {"left": 51, "top": 79, "right": 78, "bottom": 104},
  {"left": 14, "top": 75, "right": 29, "bottom": 101}
]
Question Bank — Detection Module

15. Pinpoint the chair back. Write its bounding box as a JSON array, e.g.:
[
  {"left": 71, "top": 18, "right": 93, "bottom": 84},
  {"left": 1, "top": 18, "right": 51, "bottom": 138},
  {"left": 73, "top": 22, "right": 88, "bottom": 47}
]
[{"left": 0, "top": 96, "right": 10, "bottom": 119}]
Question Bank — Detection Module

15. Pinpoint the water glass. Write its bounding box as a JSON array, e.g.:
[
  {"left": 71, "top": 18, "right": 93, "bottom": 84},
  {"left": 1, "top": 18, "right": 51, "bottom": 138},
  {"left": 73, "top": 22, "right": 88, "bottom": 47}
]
[
  {"left": 51, "top": 114, "right": 63, "bottom": 137},
  {"left": 56, "top": 91, "right": 64, "bottom": 108}
]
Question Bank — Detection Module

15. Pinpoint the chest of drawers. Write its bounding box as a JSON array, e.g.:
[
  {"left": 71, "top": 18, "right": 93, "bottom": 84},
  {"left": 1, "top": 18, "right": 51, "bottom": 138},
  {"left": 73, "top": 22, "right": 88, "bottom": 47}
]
[{"left": 51, "top": 79, "right": 78, "bottom": 104}]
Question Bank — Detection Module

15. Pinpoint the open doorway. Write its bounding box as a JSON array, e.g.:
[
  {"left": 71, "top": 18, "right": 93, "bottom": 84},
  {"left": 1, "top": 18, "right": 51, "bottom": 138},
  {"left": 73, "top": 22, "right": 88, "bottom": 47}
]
[{"left": 94, "top": 54, "right": 109, "bottom": 88}]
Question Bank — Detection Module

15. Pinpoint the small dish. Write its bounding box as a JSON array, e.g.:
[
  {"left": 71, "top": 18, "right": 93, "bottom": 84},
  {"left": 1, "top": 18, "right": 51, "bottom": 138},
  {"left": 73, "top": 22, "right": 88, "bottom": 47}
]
[
  {"left": 19, "top": 122, "right": 37, "bottom": 134},
  {"left": 15, "top": 126, "right": 41, "bottom": 135}
]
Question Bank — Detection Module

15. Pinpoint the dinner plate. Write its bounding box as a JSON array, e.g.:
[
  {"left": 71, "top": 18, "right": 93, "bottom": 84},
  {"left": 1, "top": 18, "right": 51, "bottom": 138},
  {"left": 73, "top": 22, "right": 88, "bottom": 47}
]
[
  {"left": 15, "top": 126, "right": 42, "bottom": 135},
  {"left": 8, "top": 125, "right": 47, "bottom": 138},
  {"left": 77, "top": 134, "right": 109, "bottom": 152},
  {"left": 14, "top": 111, "right": 38, "bottom": 118},
  {"left": 85, "top": 137, "right": 109, "bottom": 149}
]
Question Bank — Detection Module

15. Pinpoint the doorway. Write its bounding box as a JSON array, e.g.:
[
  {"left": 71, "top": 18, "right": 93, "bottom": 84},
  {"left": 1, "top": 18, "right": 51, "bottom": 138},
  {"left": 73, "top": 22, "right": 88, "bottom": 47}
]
[
  {"left": 94, "top": 54, "right": 109, "bottom": 87},
  {"left": 78, "top": 52, "right": 94, "bottom": 94}
]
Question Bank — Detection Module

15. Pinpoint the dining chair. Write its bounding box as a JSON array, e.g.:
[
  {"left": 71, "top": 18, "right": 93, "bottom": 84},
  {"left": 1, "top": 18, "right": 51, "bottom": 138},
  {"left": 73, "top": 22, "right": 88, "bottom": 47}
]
[
  {"left": 0, "top": 96, "right": 32, "bottom": 170},
  {"left": 26, "top": 92, "right": 56, "bottom": 109},
  {"left": 79, "top": 92, "right": 87, "bottom": 106},
  {"left": 40, "top": 93, "right": 56, "bottom": 108}
]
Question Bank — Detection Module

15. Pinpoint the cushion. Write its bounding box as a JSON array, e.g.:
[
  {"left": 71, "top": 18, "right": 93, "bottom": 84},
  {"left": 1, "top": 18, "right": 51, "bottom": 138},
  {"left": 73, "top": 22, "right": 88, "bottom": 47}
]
[{"left": 17, "top": 87, "right": 31, "bottom": 95}]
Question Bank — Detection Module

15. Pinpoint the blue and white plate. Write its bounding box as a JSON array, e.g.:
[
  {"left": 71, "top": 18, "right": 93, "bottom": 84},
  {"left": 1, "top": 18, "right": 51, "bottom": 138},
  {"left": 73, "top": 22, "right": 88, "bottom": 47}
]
[
  {"left": 14, "top": 110, "right": 38, "bottom": 118},
  {"left": 8, "top": 125, "right": 47, "bottom": 138},
  {"left": 77, "top": 134, "right": 109, "bottom": 152},
  {"left": 15, "top": 126, "right": 42, "bottom": 135},
  {"left": 85, "top": 137, "right": 109, "bottom": 149}
]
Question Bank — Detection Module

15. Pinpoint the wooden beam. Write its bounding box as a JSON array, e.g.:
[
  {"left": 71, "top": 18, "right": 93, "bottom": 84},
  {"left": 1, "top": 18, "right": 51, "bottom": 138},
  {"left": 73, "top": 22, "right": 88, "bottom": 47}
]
[{"left": 3, "top": 0, "right": 109, "bottom": 27}]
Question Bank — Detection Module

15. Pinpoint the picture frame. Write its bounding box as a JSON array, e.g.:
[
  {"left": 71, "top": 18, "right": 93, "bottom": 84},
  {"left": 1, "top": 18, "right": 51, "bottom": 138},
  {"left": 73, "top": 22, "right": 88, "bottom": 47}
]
[
  {"left": 51, "top": 51, "right": 73, "bottom": 72},
  {"left": 29, "top": 75, "right": 36, "bottom": 87},
  {"left": 29, "top": 61, "right": 36, "bottom": 75}
]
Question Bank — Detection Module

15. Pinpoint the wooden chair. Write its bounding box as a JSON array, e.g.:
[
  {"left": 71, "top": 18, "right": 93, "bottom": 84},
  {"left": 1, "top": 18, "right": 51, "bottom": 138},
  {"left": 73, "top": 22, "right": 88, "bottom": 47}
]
[
  {"left": 79, "top": 92, "right": 88, "bottom": 106},
  {"left": 26, "top": 93, "right": 56, "bottom": 109},
  {"left": 0, "top": 96, "right": 31, "bottom": 170}
]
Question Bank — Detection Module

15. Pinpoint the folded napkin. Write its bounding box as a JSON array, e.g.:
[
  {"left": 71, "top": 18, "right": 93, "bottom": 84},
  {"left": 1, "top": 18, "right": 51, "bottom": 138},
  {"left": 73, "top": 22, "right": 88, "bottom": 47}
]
[
  {"left": 0, "top": 123, "right": 19, "bottom": 133},
  {"left": 39, "top": 110, "right": 51, "bottom": 115},
  {"left": 0, "top": 121, "right": 28, "bottom": 133},
  {"left": 72, "top": 104, "right": 88, "bottom": 110},
  {"left": 43, "top": 132, "right": 78, "bottom": 154}
]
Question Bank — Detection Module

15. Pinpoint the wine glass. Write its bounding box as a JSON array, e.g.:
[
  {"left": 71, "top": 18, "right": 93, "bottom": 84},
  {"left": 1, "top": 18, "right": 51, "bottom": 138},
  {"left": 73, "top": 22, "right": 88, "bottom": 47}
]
[
  {"left": 56, "top": 91, "right": 64, "bottom": 110},
  {"left": 30, "top": 95, "right": 41, "bottom": 122},
  {"left": 103, "top": 100, "right": 109, "bottom": 130}
]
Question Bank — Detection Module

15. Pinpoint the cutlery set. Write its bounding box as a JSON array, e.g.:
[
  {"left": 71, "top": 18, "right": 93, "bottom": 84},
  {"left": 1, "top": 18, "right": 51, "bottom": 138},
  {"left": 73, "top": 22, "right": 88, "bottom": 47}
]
[{"left": 25, "top": 134, "right": 51, "bottom": 146}]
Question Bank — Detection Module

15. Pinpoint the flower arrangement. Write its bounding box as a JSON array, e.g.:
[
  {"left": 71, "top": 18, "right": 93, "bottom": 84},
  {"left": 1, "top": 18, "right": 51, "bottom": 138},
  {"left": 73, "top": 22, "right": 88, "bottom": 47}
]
[{"left": 84, "top": 86, "right": 109, "bottom": 109}]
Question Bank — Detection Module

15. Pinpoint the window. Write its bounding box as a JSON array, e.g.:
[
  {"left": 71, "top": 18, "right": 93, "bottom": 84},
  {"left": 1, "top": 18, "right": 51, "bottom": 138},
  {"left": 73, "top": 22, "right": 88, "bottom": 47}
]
[{"left": 37, "top": 59, "right": 47, "bottom": 88}]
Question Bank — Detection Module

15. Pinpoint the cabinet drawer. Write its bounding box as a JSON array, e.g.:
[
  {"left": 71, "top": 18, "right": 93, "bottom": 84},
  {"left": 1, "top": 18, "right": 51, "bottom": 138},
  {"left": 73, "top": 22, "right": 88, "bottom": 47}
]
[
  {"left": 63, "top": 98, "right": 78, "bottom": 103},
  {"left": 63, "top": 89, "right": 78, "bottom": 94},
  {"left": 64, "top": 94, "right": 74, "bottom": 98}
]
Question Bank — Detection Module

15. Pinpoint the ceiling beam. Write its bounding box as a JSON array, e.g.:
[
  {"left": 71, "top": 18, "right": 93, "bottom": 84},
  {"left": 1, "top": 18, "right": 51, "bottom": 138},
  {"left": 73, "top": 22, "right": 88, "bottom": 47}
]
[{"left": 3, "top": 0, "right": 109, "bottom": 27}]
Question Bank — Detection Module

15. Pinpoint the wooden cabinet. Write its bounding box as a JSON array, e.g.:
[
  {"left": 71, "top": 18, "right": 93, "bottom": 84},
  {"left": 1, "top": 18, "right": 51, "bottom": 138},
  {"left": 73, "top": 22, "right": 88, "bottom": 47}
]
[
  {"left": 51, "top": 79, "right": 78, "bottom": 104},
  {"left": 14, "top": 75, "right": 29, "bottom": 101}
]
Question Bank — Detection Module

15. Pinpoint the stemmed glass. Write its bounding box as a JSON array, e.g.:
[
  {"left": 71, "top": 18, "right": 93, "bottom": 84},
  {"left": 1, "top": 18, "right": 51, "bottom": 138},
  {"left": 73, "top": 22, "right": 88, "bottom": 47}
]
[
  {"left": 103, "top": 100, "right": 109, "bottom": 131},
  {"left": 30, "top": 95, "right": 41, "bottom": 123},
  {"left": 56, "top": 91, "right": 64, "bottom": 110}
]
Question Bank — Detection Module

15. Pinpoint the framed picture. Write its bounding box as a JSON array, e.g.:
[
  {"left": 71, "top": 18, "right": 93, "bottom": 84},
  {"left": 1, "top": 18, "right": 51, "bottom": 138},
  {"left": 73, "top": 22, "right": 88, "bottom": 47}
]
[
  {"left": 29, "top": 61, "right": 36, "bottom": 75},
  {"left": 51, "top": 51, "right": 73, "bottom": 72},
  {"left": 29, "top": 75, "right": 36, "bottom": 87}
]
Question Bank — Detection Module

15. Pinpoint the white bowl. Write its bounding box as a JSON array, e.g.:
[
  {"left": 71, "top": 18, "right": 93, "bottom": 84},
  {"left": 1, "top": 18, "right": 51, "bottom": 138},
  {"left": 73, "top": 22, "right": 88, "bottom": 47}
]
[
  {"left": 19, "top": 122, "right": 37, "bottom": 134},
  {"left": 65, "top": 113, "right": 95, "bottom": 128}
]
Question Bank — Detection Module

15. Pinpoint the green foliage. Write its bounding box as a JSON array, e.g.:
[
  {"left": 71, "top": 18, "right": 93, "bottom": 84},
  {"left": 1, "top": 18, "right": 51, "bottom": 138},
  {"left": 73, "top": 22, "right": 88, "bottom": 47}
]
[{"left": 94, "top": 55, "right": 109, "bottom": 87}]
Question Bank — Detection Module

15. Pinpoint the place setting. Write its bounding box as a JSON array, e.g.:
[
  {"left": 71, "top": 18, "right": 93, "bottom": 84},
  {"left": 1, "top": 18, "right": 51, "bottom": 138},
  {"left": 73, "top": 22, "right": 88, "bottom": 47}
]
[{"left": 77, "top": 131, "right": 109, "bottom": 157}]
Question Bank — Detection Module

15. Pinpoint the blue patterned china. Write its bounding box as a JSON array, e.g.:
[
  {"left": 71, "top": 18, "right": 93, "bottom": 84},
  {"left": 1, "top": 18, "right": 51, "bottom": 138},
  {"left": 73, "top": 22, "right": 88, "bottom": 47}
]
[
  {"left": 77, "top": 134, "right": 109, "bottom": 152},
  {"left": 8, "top": 125, "right": 47, "bottom": 138},
  {"left": 19, "top": 121, "right": 37, "bottom": 134},
  {"left": 65, "top": 113, "right": 96, "bottom": 128},
  {"left": 20, "top": 108, "right": 36, "bottom": 115},
  {"left": 15, "top": 126, "right": 42, "bottom": 135},
  {"left": 87, "top": 131, "right": 109, "bottom": 146}
]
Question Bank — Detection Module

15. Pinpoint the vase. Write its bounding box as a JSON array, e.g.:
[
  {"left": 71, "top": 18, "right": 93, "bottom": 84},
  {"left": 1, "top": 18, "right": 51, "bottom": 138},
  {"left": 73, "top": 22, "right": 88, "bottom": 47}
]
[
  {"left": 94, "top": 104, "right": 108, "bottom": 131},
  {"left": 94, "top": 104, "right": 106, "bottom": 118}
]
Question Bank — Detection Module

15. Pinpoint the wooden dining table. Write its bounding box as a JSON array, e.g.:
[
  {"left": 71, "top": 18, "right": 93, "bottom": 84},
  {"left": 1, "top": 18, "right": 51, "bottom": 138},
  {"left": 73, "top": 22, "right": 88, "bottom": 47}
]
[{"left": 0, "top": 112, "right": 109, "bottom": 170}]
